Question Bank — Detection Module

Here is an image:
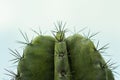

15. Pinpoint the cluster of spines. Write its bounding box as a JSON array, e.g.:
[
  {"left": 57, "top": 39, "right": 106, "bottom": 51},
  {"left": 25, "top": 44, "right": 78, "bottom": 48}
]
[{"left": 5, "top": 30, "right": 32, "bottom": 80}]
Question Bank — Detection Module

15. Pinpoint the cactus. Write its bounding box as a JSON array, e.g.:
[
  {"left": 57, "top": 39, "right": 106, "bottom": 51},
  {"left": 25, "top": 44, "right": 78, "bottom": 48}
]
[
  {"left": 53, "top": 23, "right": 70, "bottom": 80},
  {"left": 7, "top": 22, "right": 115, "bottom": 80}
]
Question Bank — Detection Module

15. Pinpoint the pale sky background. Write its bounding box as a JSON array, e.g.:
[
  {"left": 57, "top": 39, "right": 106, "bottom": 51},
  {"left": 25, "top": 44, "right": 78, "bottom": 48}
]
[{"left": 0, "top": 0, "right": 120, "bottom": 80}]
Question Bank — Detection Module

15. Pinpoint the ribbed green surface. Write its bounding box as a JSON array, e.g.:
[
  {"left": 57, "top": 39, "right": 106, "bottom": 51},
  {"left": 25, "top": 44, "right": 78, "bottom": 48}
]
[
  {"left": 66, "top": 34, "right": 114, "bottom": 80},
  {"left": 54, "top": 42, "right": 70, "bottom": 80},
  {"left": 17, "top": 36, "right": 55, "bottom": 80}
]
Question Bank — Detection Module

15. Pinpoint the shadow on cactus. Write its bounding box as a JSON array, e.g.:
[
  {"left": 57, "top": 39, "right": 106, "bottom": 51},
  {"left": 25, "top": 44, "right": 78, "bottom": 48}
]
[{"left": 6, "top": 21, "right": 117, "bottom": 80}]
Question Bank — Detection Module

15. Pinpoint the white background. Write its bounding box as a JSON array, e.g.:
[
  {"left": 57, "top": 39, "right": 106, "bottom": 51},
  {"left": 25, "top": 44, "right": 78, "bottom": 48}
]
[{"left": 0, "top": 0, "right": 120, "bottom": 80}]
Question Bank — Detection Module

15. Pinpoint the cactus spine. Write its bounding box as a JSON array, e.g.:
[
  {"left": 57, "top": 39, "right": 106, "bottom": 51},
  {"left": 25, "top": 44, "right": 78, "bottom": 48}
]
[
  {"left": 54, "top": 22, "right": 70, "bottom": 80},
  {"left": 7, "top": 22, "right": 115, "bottom": 80}
]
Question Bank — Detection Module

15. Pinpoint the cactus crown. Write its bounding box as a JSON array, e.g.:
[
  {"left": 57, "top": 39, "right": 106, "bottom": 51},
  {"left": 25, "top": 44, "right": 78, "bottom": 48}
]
[{"left": 52, "top": 21, "right": 67, "bottom": 42}]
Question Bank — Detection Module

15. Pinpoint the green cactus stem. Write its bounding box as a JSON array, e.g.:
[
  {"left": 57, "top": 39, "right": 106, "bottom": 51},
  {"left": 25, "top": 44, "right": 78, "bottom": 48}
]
[
  {"left": 54, "top": 22, "right": 70, "bottom": 80},
  {"left": 7, "top": 22, "right": 115, "bottom": 80}
]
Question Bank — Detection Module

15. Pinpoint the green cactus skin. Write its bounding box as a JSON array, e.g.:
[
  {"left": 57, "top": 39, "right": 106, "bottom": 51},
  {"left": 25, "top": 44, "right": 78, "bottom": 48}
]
[
  {"left": 54, "top": 42, "right": 70, "bottom": 80},
  {"left": 54, "top": 29, "right": 70, "bottom": 80},
  {"left": 66, "top": 34, "right": 114, "bottom": 80},
  {"left": 17, "top": 35, "right": 55, "bottom": 80},
  {"left": 8, "top": 22, "right": 115, "bottom": 80}
]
